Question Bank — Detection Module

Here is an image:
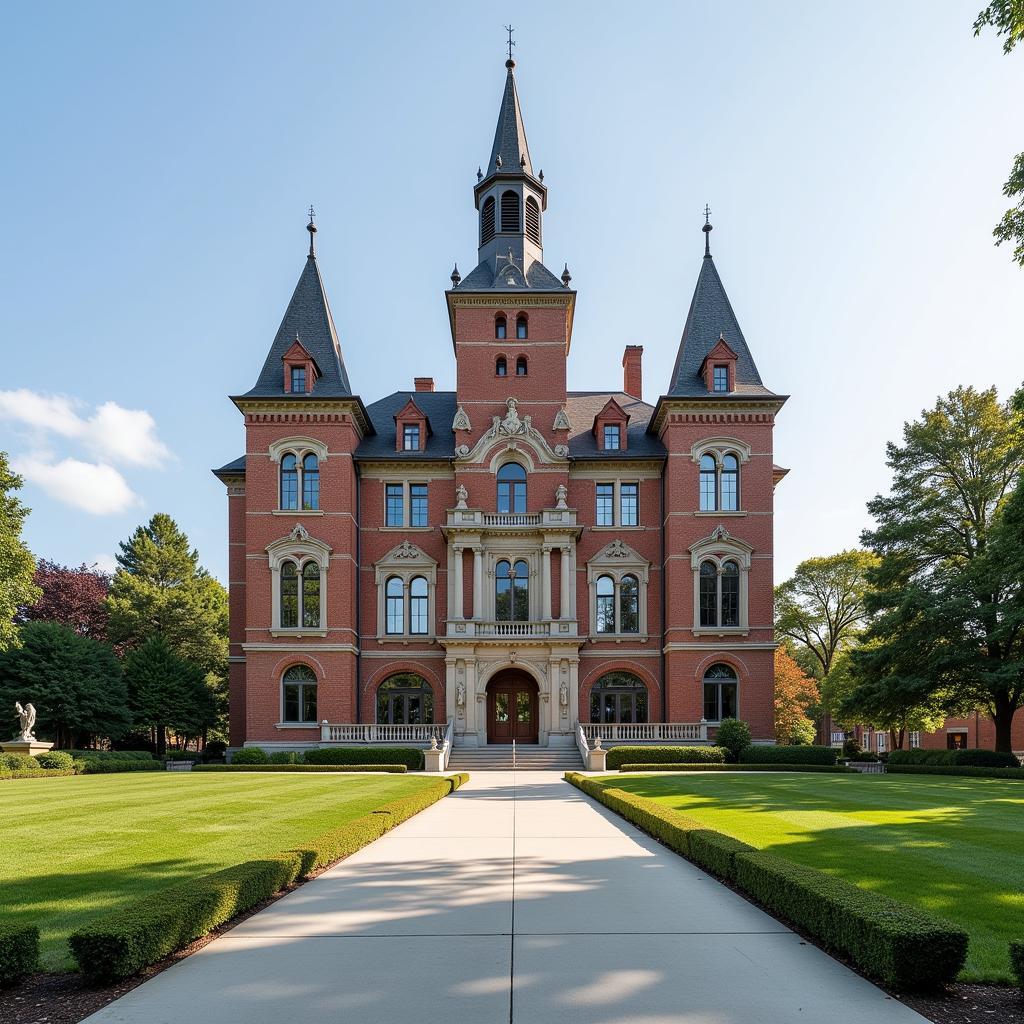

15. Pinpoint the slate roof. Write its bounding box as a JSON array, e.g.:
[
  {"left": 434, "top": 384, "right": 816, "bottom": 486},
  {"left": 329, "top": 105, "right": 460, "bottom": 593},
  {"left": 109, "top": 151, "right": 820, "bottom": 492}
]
[
  {"left": 455, "top": 254, "right": 566, "bottom": 292},
  {"left": 238, "top": 254, "right": 353, "bottom": 399},
  {"left": 667, "top": 254, "right": 776, "bottom": 398},
  {"left": 356, "top": 391, "right": 458, "bottom": 460},
  {"left": 565, "top": 393, "right": 665, "bottom": 460},
  {"left": 212, "top": 454, "right": 246, "bottom": 479},
  {"left": 484, "top": 62, "right": 533, "bottom": 181}
]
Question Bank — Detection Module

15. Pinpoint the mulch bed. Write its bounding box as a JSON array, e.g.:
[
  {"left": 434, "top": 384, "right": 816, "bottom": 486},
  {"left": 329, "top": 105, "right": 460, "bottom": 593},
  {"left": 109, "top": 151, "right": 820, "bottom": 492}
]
[{"left": 900, "top": 984, "right": 1024, "bottom": 1024}]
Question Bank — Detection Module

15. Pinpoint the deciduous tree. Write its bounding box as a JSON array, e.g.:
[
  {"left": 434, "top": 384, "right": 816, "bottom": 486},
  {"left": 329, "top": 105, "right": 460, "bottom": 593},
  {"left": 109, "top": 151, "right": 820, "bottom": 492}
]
[
  {"left": 0, "top": 452, "right": 41, "bottom": 652},
  {"left": 21, "top": 560, "right": 111, "bottom": 641},
  {"left": 774, "top": 646, "right": 819, "bottom": 745}
]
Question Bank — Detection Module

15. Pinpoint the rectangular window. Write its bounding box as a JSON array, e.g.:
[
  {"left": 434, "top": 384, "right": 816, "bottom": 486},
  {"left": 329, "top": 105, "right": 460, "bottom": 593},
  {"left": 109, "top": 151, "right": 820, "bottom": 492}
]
[
  {"left": 290, "top": 366, "right": 306, "bottom": 393},
  {"left": 596, "top": 484, "right": 614, "bottom": 526},
  {"left": 409, "top": 484, "right": 428, "bottom": 527},
  {"left": 875, "top": 732, "right": 887, "bottom": 753},
  {"left": 403, "top": 424, "right": 420, "bottom": 451},
  {"left": 703, "top": 683, "right": 719, "bottom": 722},
  {"left": 620, "top": 483, "right": 638, "bottom": 526},
  {"left": 909, "top": 731, "right": 921, "bottom": 749},
  {"left": 603, "top": 424, "right": 621, "bottom": 450},
  {"left": 385, "top": 483, "right": 404, "bottom": 527},
  {"left": 713, "top": 365, "right": 728, "bottom": 392}
]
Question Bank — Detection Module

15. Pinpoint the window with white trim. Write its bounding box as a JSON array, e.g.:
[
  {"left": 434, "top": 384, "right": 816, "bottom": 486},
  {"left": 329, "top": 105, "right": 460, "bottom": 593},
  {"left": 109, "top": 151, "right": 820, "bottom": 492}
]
[
  {"left": 689, "top": 529, "right": 752, "bottom": 633},
  {"left": 698, "top": 559, "right": 740, "bottom": 627},
  {"left": 703, "top": 663, "right": 738, "bottom": 722},
  {"left": 374, "top": 542, "right": 438, "bottom": 639},
  {"left": 586, "top": 539, "right": 650, "bottom": 638},
  {"left": 282, "top": 665, "right": 317, "bottom": 723},
  {"left": 279, "top": 450, "right": 320, "bottom": 511}
]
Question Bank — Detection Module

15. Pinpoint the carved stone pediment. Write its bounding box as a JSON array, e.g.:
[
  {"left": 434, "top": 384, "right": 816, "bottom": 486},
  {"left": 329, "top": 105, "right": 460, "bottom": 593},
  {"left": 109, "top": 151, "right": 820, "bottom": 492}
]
[{"left": 455, "top": 398, "right": 570, "bottom": 466}]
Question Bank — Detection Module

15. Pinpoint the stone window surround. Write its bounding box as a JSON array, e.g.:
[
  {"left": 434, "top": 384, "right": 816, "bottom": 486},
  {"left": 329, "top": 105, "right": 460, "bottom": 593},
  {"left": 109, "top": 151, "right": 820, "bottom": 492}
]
[
  {"left": 375, "top": 542, "right": 438, "bottom": 641},
  {"left": 279, "top": 664, "right": 319, "bottom": 727},
  {"left": 268, "top": 437, "right": 329, "bottom": 513},
  {"left": 688, "top": 528, "right": 752, "bottom": 636},
  {"left": 266, "top": 528, "right": 331, "bottom": 637},
  {"left": 586, "top": 539, "right": 650, "bottom": 640},
  {"left": 691, "top": 437, "right": 750, "bottom": 514},
  {"left": 593, "top": 479, "right": 641, "bottom": 529}
]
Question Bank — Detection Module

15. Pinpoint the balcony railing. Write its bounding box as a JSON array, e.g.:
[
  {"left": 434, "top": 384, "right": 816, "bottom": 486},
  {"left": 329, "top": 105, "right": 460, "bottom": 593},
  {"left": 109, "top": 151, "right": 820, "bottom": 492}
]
[
  {"left": 475, "top": 620, "right": 551, "bottom": 637},
  {"left": 579, "top": 722, "right": 709, "bottom": 743},
  {"left": 482, "top": 512, "right": 543, "bottom": 527},
  {"left": 320, "top": 722, "right": 445, "bottom": 744}
]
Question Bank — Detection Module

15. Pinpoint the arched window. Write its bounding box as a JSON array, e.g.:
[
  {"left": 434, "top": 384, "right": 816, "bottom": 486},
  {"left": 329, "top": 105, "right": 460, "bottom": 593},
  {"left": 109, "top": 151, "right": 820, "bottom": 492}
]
[
  {"left": 495, "top": 559, "right": 529, "bottom": 621},
  {"left": 703, "top": 663, "right": 738, "bottom": 722},
  {"left": 281, "top": 561, "right": 299, "bottom": 628},
  {"left": 699, "top": 454, "right": 717, "bottom": 512},
  {"left": 495, "top": 315, "right": 507, "bottom": 340},
  {"left": 525, "top": 196, "right": 541, "bottom": 244},
  {"left": 385, "top": 576, "right": 404, "bottom": 635},
  {"left": 481, "top": 196, "right": 496, "bottom": 244},
  {"left": 590, "top": 671, "right": 648, "bottom": 724},
  {"left": 376, "top": 673, "right": 434, "bottom": 725},
  {"left": 595, "top": 575, "right": 615, "bottom": 633},
  {"left": 496, "top": 356, "right": 507, "bottom": 376},
  {"left": 302, "top": 453, "right": 320, "bottom": 510},
  {"left": 699, "top": 560, "right": 718, "bottom": 627},
  {"left": 281, "top": 454, "right": 298, "bottom": 510},
  {"left": 500, "top": 190, "right": 520, "bottom": 232},
  {"left": 282, "top": 664, "right": 317, "bottom": 723},
  {"left": 409, "top": 575, "right": 428, "bottom": 635},
  {"left": 619, "top": 574, "right": 639, "bottom": 633},
  {"left": 515, "top": 356, "right": 528, "bottom": 376},
  {"left": 721, "top": 561, "right": 739, "bottom": 627},
  {"left": 496, "top": 462, "right": 527, "bottom": 514},
  {"left": 721, "top": 454, "right": 739, "bottom": 511},
  {"left": 302, "top": 562, "right": 321, "bottom": 627},
  {"left": 516, "top": 315, "right": 528, "bottom": 339}
]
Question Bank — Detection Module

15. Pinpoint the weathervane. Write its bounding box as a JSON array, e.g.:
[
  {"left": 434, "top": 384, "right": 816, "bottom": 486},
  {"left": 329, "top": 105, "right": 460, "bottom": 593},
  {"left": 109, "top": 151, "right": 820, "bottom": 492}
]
[
  {"left": 504, "top": 24, "right": 516, "bottom": 64},
  {"left": 307, "top": 205, "right": 317, "bottom": 256},
  {"left": 703, "top": 203, "right": 713, "bottom": 257}
]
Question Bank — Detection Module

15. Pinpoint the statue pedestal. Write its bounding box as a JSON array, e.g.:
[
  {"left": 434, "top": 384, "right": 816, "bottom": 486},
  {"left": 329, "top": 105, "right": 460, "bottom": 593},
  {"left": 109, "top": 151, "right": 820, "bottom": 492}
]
[{"left": 1, "top": 740, "right": 54, "bottom": 757}]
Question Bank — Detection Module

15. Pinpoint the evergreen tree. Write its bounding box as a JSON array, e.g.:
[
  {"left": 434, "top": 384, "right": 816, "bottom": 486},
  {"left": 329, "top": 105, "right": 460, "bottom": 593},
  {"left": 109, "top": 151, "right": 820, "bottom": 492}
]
[
  {"left": 107, "top": 513, "right": 228, "bottom": 674},
  {"left": 860, "top": 385, "right": 1024, "bottom": 751},
  {"left": 0, "top": 621, "right": 130, "bottom": 747},
  {"left": 124, "top": 634, "right": 216, "bottom": 755},
  {"left": 0, "top": 452, "right": 41, "bottom": 652}
]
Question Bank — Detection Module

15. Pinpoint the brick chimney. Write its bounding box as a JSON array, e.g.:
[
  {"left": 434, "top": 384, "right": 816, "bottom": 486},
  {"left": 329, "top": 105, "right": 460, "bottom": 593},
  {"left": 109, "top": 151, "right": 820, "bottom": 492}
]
[
  {"left": 622, "top": 346, "right": 643, "bottom": 399},
  {"left": 414, "top": 377, "right": 435, "bottom": 393}
]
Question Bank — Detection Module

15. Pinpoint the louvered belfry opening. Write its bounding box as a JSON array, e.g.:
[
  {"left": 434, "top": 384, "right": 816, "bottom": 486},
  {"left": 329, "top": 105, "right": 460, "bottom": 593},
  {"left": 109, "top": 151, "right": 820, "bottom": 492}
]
[
  {"left": 500, "top": 190, "right": 520, "bottom": 232},
  {"left": 481, "top": 196, "right": 496, "bottom": 244},
  {"left": 525, "top": 196, "right": 540, "bottom": 244}
]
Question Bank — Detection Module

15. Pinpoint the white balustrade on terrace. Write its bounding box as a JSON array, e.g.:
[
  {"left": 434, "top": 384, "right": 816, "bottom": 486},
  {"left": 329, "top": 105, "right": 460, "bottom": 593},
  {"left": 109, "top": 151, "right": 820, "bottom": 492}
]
[
  {"left": 474, "top": 620, "right": 551, "bottom": 637},
  {"left": 481, "top": 512, "right": 543, "bottom": 527},
  {"left": 579, "top": 722, "right": 709, "bottom": 744},
  {"left": 320, "top": 722, "right": 446, "bottom": 744}
]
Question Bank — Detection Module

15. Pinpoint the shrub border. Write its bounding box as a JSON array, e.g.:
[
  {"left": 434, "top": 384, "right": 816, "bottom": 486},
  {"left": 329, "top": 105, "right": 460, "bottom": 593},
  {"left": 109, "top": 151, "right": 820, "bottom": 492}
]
[
  {"left": 0, "top": 769, "right": 77, "bottom": 781},
  {"left": 604, "top": 745, "right": 727, "bottom": 770},
  {"left": 886, "top": 764, "right": 1024, "bottom": 781},
  {"left": 617, "top": 763, "right": 854, "bottom": 774},
  {"left": 0, "top": 924, "right": 40, "bottom": 987},
  {"left": 564, "top": 771, "right": 967, "bottom": 989},
  {"left": 68, "top": 773, "right": 468, "bottom": 982},
  {"left": 193, "top": 764, "right": 409, "bottom": 774},
  {"left": 1010, "top": 941, "right": 1024, "bottom": 990}
]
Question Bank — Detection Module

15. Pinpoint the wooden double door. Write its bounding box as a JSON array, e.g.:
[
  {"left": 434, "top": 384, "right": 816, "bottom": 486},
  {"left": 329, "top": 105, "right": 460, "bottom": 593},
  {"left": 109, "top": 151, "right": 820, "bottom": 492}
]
[{"left": 487, "top": 671, "right": 539, "bottom": 744}]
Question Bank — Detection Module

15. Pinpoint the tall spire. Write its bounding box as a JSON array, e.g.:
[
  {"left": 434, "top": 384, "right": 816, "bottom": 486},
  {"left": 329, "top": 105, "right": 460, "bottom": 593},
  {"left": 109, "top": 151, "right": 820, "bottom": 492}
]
[{"left": 484, "top": 52, "right": 534, "bottom": 181}]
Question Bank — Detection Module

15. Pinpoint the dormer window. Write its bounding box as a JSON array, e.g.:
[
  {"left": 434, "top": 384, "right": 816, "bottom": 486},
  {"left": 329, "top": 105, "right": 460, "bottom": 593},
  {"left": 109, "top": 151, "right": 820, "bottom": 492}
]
[
  {"left": 603, "top": 425, "right": 621, "bottom": 451},
  {"left": 700, "top": 336, "right": 738, "bottom": 394},
  {"left": 516, "top": 315, "right": 528, "bottom": 339},
  {"left": 282, "top": 339, "right": 318, "bottom": 394},
  {"left": 496, "top": 356, "right": 508, "bottom": 376},
  {"left": 291, "top": 366, "right": 307, "bottom": 394},
  {"left": 403, "top": 424, "right": 421, "bottom": 451},
  {"left": 495, "top": 315, "right": 507, "bottom": 339},
  {"left": 394, "top": 397, "right": 429, "bottom": 453},
  {"left": 713, "top": 365, "right": 728, "bottom": 392}
]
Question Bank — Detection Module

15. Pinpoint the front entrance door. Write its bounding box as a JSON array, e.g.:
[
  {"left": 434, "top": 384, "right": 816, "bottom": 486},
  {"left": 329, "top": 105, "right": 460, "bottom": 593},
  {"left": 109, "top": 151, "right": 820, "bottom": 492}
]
[{"left": 487, "top": 673, "right": 538, "bottom": 744}]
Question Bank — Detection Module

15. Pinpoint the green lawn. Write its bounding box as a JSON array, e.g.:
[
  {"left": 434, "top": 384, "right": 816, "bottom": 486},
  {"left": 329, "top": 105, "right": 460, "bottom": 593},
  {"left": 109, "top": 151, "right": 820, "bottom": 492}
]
[
  {"left": 0, "top": 772, "right": 442, "bottom": 971},
  {"left": 606, "top": 773, "right": 1024, "bottom": 983}
]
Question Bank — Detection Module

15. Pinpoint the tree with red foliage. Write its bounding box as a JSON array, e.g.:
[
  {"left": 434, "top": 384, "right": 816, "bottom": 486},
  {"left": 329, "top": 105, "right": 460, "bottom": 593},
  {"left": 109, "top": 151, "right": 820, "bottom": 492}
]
[
  {"left": 22, "top": 560, "right": 112, "bottom": 642},
  {"left": 774, "top": 645, "right": 820, "bottom": 745}
]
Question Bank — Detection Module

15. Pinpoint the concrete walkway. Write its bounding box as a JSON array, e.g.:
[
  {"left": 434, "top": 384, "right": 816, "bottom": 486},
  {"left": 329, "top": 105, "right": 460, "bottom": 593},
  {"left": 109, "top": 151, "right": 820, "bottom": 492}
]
[{"left": 85, "top": 772, "right": 927, "bottom": 1023}]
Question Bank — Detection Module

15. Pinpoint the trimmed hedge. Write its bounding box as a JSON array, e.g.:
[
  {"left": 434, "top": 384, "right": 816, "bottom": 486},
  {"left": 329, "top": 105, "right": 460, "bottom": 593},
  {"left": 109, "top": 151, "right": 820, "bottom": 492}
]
[
  {"left": 1, "top": 768, "right": 77, "bottom": 780},
  {"left": 564, "top": 772, "right": 966, "bottom": 989},
  {"left": 0, "top": 753, "right": 39, "bottom": 771},
  {"left": 69, "top": 774, "right": 467, "bottom": 981},
  {"left": 35, "top": 750, "right": 76, "bottom": 770},
  {"left": 78, "top": 759, "right": 162, "bottom": 774},
  {"left": 618, "top": 763, "right": 854, "bottom": 774},
  {"left": 887, "top": 764, "right": 1024, "bottom": 780},
  {"left": 230, "top": 747, "right": 268, "bottom": 765},
  {"left": 605, "top": 745, "right": 727, "bottom": 770},
  {"left": 739, "top": 745, "right": 838, "bottom": 765},
  {"left": 194, "top": 764, "right": 408, "bottom": 773},
  {"left": 0, "top": 923, "right": 40, "bottom": 987},
  {"left": 735, "top": 851, "right": 967, "bottom": 989},
  {"left": 163, "top": 751, "right": 200, "bottom": 762},
  {"left": 304, "top": 746, "right": 424, "bottom": 770},
  {"left": 887, "top": 748, "right": 1020, "bottom": 768},
  {"left": 1010, "top": 941, "right": 1024, "bottom": 990},
  {"left": 69, "top": 750, "right": 155, "bottom": 761}
]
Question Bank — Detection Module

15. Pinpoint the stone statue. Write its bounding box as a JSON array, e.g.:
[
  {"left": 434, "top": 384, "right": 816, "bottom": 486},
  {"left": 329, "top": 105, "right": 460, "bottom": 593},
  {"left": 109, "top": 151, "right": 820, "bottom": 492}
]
[
  {"left": 456, "top": 681, "right": 466, "bottom": 707},
  {"left": 14, "top": 702, "right": 36, "bottom": 742},
  {"left": 559, "top": 681, "right": 568, "bottom": 707},
  {"left": 455, "top": 484, "right": 468, "bottom": 510},
  {"left": 555, "top": 484, "right": 568, "bottom": 510},
  {"left": 491, "top": 398, "right": 532, "bottom": 438}
]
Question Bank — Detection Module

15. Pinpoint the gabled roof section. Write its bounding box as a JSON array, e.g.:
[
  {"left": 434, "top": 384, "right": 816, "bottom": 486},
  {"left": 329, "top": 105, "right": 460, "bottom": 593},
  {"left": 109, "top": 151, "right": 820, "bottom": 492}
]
[
  {"left": 394, "top": 397, "right": 432, "bottom": 435},
  {"left": 668, "top": 254, "right": 775, "bottom": 398},
  {"left": 591, "top": 397, "right": 630, "bottom": 434},
  {"left": 240, "top": 254, "right": 352, "bottom": 399},
  {"left": 485, "top": 61, "right": 532, "bottom": 181},
  {"left": 698, "top": 335, "right": 738, "bottom": 371}
]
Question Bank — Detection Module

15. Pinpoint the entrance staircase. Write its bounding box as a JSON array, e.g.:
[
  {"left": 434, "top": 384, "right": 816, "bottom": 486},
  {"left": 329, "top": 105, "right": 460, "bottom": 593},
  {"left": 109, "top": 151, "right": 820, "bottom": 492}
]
[{"left": 447, "top": 743, "right": 583, "bottom": 772}]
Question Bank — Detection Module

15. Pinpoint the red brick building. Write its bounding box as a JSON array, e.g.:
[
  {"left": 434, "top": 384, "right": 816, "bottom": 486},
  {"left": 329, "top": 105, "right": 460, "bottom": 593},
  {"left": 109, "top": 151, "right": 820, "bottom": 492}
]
[{"left": 214, "top": 57, "right": 788, "bottom": 753}]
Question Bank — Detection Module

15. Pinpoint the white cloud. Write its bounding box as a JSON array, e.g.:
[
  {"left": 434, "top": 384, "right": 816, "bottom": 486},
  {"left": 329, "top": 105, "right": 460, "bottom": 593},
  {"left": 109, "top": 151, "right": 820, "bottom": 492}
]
[
  {"left": 12, "top": 456, "right": 143, "bottom": 516},
  {"left": 0, "top": 389, "right": 172, "bottom": 467},
  {"left": 92, "top": 553, "right": 119, "bottom": 574}
]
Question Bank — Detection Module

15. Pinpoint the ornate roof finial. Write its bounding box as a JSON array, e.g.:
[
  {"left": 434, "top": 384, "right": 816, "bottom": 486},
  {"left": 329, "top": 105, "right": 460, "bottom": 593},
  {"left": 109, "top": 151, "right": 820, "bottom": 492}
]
[
  {"left": 495, "top": 153, "right": 503, "bottom": 169},
  {"left": 538, "top": 169, "right": 544, "bottom": 182},
  {"left": 520, "top": 153, "right": 526, "bottom": 168},
  {"left": 450, "top": 263, "right": 461, "bottom": 288},
  {"left": 476, "top": 166, "right": 483, "bottom": 182},
  {"left": 504, "top": 24, "right": 516, "bottom": 68},
  {"left": 307, "top": 204, "right": 317, "bottom": 257},
  {"left": 702, "top": 203, "right": 713, "bottom": 258},
  {"left": 561, "top": 263, "right": 572, "bottom": 287}
]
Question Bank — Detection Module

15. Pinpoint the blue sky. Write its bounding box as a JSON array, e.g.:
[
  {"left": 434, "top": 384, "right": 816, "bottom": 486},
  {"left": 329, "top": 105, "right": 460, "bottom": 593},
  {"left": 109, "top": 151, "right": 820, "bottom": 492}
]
[{"left": 2, "top": 1, "right": 1022, "bottom": 583}]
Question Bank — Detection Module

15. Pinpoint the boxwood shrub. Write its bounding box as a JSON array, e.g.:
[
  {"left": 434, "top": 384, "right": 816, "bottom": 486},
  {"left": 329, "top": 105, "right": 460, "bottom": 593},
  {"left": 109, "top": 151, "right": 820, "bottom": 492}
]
[
  {"left": 1010, "top": 941, "right": 1024, "bottom": 990},
  {"left": 78, "top": 759, "right": 162, "bottom": 774},
  {"left": 604, "top": 745, "right": 726, "bottom": 770},
  {"left": 0, "top": 923, "right": 39, "bottom": 987},
  {"left": 734, "top": 851, "right": 967, "bottom": 989},
  {"left": 0, "top": 753, "right": 39, "bottom": 772},
  {"left": 34, "top": 751, "right": 76, "bottom": 770},
  {"left": 738, "top": 745, "right": 838, "bottom": 765},
  {"left": 69, "top": 750, "right": 154, "bottom": 761},
  {"left": 888, "top": 748, "right": 1019, "bottom": 768},
  {"left": 887, "top": 764, "right": 1024, "bottom": 780},
  {"left": 304, "top": 746, "right": 424, "bottom": 770},
  {"left": 193, "top": 764, "right": 408, "bottom": 773},
  {"left": 230, "top": 746, "right": 268, "bottom": 765},
  {"left": 617, "top": 763, "right": 853, "bottom": 774},
  {"left": 1, "top": 768, "right": 77, "bottom": 780},
  {"left": 69, "top": 774, "right": 467, "bottom": 981},
  {"left": 688, "top": 830, "right": 755, "bottom": 881}
]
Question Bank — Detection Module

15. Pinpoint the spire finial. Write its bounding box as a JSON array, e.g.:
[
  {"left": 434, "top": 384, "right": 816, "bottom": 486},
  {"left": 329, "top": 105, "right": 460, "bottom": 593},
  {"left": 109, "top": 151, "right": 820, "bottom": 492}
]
[
  {"left": 561, "top": 263, "right": 572, "bottom": 287},
  {"left": 307, "top": 205, "right": 317, "bottom": 257},
  {"left": 702, "top": 203, "right": 713, "bottom": 257},
  {"left": 450, "top": 263, "right": 461, "bottom": 288},
  {"left": 504, "top": 24, "right": 516, "bottom": 68}
]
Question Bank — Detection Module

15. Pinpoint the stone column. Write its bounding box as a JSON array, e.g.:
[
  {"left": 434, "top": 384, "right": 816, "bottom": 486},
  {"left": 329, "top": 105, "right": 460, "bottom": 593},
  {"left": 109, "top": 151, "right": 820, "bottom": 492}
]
[
  {"left": 541, "top": 546, "right": 552, "bottom": 621},
  {"left": 452, "top": 545, "right": 464, "bottom": 619},
  {"left": 560, "top": 546, "right": 572, "bottom": 619},
  {"left": 472, "top": 547, "right": 483, "bottom": 620},
  {"left": 565, "top": 545, "right": 577, "bottom": 619}
]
